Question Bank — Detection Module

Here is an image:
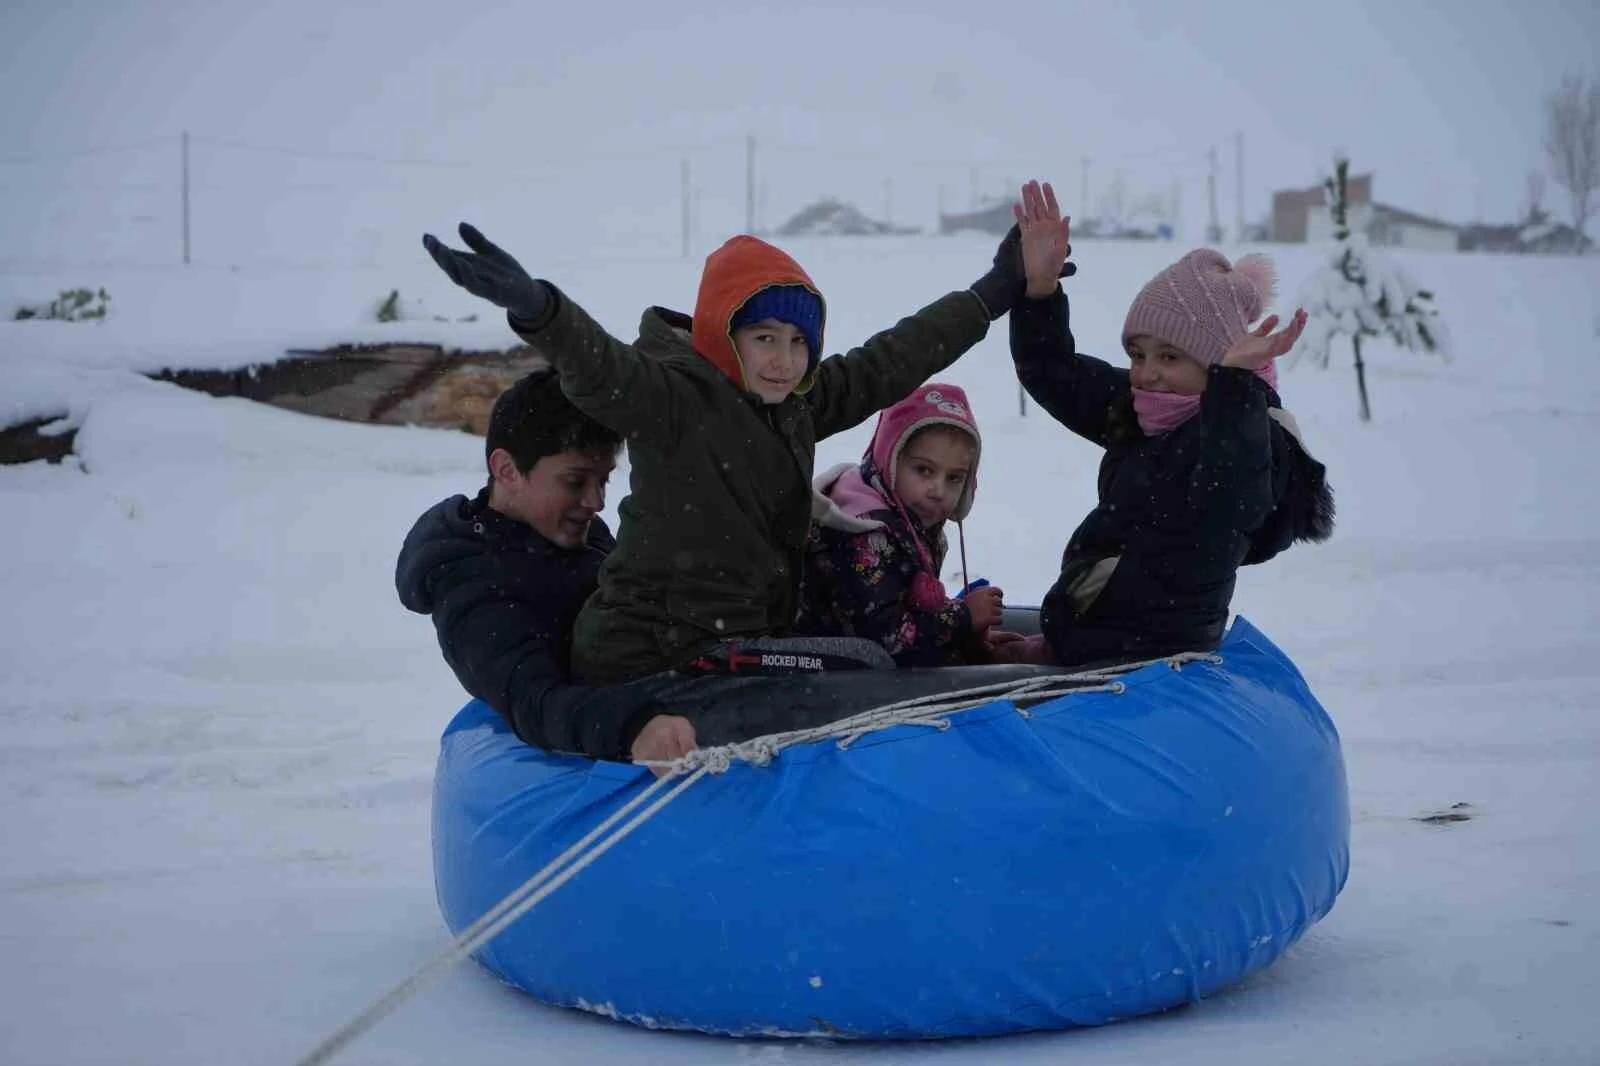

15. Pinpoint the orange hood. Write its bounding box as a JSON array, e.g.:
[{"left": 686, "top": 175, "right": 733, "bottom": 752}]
[{"left": 690, "top": 235, "right": 826, "bottom": 393}]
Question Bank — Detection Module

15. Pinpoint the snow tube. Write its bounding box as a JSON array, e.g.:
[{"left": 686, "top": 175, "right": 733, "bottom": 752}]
[{"left": 430, "top": 616, "right": 1349, "bottom": 1039}]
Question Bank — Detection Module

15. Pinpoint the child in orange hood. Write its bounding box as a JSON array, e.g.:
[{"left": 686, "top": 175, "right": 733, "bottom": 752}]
[{"left": 423, "top": 182, "right": 1067, "bottom": 764}]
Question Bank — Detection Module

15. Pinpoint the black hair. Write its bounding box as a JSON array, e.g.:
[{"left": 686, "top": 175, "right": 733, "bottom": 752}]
[{"left": 484, "top": 368, "right": 621, "bottom": 476}]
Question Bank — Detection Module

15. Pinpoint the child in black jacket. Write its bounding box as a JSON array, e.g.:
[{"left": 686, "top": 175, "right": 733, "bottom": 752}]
[{"left": 1005, "top": 185, "right": 1333, "bottom": 666}]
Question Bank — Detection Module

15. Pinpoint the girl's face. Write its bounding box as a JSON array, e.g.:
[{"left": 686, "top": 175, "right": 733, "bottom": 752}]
[
  {"left": 1126, "top": 335, "right": 1209, "bottom": 395},
  {"left": 893, "top": 427, "right": 975, "bottom": 528},
  {"left": 733, "top": 319, "right": 811, "bottom": 404}
]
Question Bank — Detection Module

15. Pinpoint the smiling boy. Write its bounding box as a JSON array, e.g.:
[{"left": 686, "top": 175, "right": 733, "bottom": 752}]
[{"left": 395, "top": 370, "right": 691, "bottom": 763}]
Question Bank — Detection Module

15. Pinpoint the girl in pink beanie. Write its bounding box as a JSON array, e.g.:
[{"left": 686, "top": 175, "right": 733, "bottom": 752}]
[
  {"left": 793, "top": 382, "right": 1007, "bottom": 666},
  {"left": 1003, "top": 183, "right": 1333, "bottom": 667}
]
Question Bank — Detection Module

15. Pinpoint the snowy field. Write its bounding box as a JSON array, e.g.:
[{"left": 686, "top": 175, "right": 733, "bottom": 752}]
[{"left": 2, "top": 235, "right": 1599, "bottom": 1065}]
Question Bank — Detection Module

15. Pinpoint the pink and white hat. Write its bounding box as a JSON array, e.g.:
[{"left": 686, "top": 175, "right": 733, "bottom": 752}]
[
  {"left": 867, "top": 382, "right": 982, "bottom": 521},
  {"left": 1122, "top": 248, "right": 1278, "bottom": 380}
]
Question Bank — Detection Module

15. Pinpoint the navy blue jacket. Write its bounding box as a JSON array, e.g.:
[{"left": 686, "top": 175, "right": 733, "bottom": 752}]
[
  {"left": 1011, "top": 290, "right": 1332, "bottom": 666},
  {"left": 396, "top": 489, "right": 661, "bottom": 760}
]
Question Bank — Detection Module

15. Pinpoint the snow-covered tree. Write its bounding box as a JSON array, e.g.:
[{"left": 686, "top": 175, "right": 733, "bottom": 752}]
[{"left": 1293, "top": 157, "right": 1451, "bottom": 422}]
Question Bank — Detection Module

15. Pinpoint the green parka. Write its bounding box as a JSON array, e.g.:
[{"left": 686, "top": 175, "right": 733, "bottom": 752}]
[{"left": 516, "top": 235, "right": 991, "bottom": 682}]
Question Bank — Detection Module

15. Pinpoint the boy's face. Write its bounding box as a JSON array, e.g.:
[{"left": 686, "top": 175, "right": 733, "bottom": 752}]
[
  {"left": 893, "top": 427, "right": 975, "bottom": 528},
  {"left": 1125, "top": 335, "right": 1209, "bottom": 395},
  {"left": 489, "top": 446, "right": 618, "bottom": 548},
  {"left": 732, "top": 319, "right": 811, "bottom": 404}
]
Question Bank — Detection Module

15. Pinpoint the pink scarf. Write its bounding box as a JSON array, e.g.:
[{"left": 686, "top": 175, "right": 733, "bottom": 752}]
[
  {"left": 1132, "top": 362, "right": 1279, "bottom": 436},
  {"left": 826, "top": 463, "right": 892, "bottom": 520}
]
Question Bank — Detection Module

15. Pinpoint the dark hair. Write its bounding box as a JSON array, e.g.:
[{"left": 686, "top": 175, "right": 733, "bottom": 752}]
[{"left": 485, "top": 368, "right": 621, "bottom": 475}]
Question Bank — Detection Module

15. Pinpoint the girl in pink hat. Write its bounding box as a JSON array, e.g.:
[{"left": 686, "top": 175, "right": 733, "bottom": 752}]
[
  {"left": 794, "top": 382, "right": 1007, "bottom": 667},
  {"left": 1002, "top": 183, "right": 1334, "bottom": 667}
]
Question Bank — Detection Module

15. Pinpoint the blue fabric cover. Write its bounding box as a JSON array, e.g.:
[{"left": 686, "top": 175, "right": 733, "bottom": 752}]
[{"left": 431, "top": 616, "right": 1349, "bottom": 1038}]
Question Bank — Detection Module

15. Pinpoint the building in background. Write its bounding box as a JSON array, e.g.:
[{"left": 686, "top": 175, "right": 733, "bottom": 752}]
[
  {"left": 1271, "top": 173, "right": 1460, "bottom": 251},
  {"left": 938, "top": 200, "right": 1173, "bottom": 241},
  {"left": 1459, "top": 209, "right": 1593, "bottom": 255},
  {"left": 775, "top": 199, "right": 920, "bottom": 237}
]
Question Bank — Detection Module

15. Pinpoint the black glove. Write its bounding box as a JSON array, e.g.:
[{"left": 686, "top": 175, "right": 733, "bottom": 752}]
[
  {"left": 421, "top": 222, "right": 553, "bottom": 328},
  {"left": 968, "top": 224, "right": 1077, "bottom": 321}
]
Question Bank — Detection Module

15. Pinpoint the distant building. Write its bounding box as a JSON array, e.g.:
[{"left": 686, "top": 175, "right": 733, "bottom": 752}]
[
  {"left": 1111, "top": 207, "right": 1175, "bottom": 242},
  {"left": 939, "top": 201, "right": 1172, "bottom": 241},
  {"left": 1361, "top": 204, "right": 1461, "bottom": 253},
  {"left": 938, "top": 200, "right": 1015, "bottom": 236},
  {"left": 775, "top": 199, "right": 919, "bottom": 238},
  {"left": 1272, "top": 173, "right": 1373, "bottom": 243},
  {"left": 1458, "top": 209, "right": 1593, "bottom": 255},
  {"left": 1271, "top": 173, "right": 1460, "bottom": 251},
  {"left": 1456, "top": 221, "right": 1525, "bottom": 254},
  {"left": 1519, "top": 219, "right": 1593, "bottom": 254},
  {"left": 1239, "top": 219, "right": 1273, "bottom": 243}
]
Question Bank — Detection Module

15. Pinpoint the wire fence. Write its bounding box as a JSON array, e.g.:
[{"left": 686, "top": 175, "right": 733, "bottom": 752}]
[{"left": 0, "top": 130, "right": 1216, "bottom": 272}]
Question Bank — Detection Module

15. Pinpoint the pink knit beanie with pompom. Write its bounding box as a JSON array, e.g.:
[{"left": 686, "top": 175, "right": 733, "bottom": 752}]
[{"left": 1122, "top": 249, "right": 1278, "bottom": 378}]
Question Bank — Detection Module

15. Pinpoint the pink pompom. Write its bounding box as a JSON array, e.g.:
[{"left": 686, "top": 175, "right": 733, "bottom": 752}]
[{"left": 1232, "top": 253, "right": 1278, "bottom": 315}]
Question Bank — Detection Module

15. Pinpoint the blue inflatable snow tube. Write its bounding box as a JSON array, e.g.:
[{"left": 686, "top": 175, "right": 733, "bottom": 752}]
[{"left": 431, "top": 616, "right": 1349, "bottom": 1039}]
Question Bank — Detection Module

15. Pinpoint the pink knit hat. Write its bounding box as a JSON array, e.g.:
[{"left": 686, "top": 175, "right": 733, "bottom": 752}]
[
  {"left": 867, "top": 382, "right": 982, "bottom": 521},
  {"left": 1122, "top": 249, "right": 1278, "bottom": 370}
]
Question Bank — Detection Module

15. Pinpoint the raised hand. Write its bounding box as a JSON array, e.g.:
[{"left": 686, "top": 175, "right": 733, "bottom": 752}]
[
  {"left": 1221, "top": 309, "right": 1309, "bottom": 371},
  {"left": 970, "top": 179, "right": 1075, "bottom": 321},
  {"left": 421, "top": 222, "right": 550, "bottom": 324},
  {"left": 1014, "top": 180, "right": 1072, "bottom": 297}
]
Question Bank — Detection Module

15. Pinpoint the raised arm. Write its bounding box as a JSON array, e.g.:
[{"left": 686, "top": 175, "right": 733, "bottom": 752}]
[
  {"left": 1186, "top": 311, "right": 1310, "bottom": 569},
  {"left": 804, "top": 290, "right": 992, "bottom": 440},
  {"left": 1007, "top": 180, "right": 1127, "bottom": 446},
  {"left": 512, "top": 287, "right": 692, "bottom": 448},
  {"left": 423, "top": 222, "right": 686, "bottom": 448},
  {"left": 1010, "top": 290, "right": 1130, "bottom": 447},
  {"left": 806, "top": 178, "right": 1075, "bottom": 440},
  {"left": 1188, "top": 367, "right": 1276, "bottom": 525}
]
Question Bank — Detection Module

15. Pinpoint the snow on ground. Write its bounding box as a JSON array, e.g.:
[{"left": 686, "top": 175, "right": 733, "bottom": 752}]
[{"left": 2, "top": 236, "right": 1598, "bottom": 1065}]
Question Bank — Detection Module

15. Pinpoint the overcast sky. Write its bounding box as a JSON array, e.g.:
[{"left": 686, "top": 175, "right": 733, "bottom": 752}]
[{"left": 2, "top": 0, "right": 1597, "bottom": 262}]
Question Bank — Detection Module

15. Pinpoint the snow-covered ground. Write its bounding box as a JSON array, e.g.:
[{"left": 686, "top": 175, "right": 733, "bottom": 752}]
[{"left": 2, "top": 236, "right": 1598, "bottom": 1065}]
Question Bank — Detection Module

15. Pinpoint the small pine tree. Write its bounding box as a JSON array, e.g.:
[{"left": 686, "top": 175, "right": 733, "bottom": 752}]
[
  {"left": 1294, "top": 157, "right": 1451, "bottom": 421},
  {"left": 375, "top": 289, "right": 402, "bottom": 323}
]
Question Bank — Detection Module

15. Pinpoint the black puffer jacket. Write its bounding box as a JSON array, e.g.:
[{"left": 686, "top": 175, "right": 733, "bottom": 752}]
[
  {"left": 395, "top": 489, "right": 663, "bottom": 760},
  {"left": 1011, "top": 290, "right": 1333, "bottom": 666}
]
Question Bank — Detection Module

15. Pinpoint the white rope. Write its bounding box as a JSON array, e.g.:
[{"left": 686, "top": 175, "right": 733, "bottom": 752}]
[
  {"left": 292, "top": 766, "right": 705, "bottom": 1066},
  {"left": 294, "top": 648, "right": 1220, "bottom": 1064},
  {"left": 649, "top": 650, "right": 1220, "bottom": 767}
]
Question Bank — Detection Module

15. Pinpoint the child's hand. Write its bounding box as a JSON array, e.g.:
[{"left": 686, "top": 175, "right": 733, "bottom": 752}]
[
  {"left": 1015, "top": 181, "right": 1073, "bottom": 298},
  {"left": 422, "top": 222, "right": 550, "bottom": 324},
  {"left": 972, "top": 180, "right": 1075, "bottom": 319},
  {"left": 965, "top": 585, "right": 1005, "bottom": 630},
  {"left": 1221, "top": 308, "right": 1309, "bottom": 371},
  {"left": 630, "top": 713, "right": 697, "bottom": 777}
]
